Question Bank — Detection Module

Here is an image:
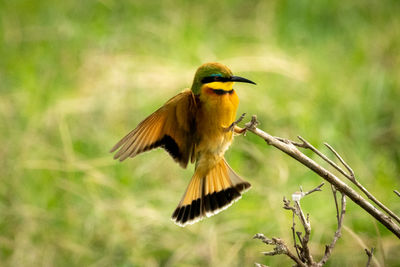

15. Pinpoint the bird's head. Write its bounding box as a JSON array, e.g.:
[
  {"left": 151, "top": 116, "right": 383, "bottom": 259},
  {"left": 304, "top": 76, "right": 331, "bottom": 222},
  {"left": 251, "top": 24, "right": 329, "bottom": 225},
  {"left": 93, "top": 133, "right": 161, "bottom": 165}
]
[{"left": 191, "top": 62, "right": 256, "bottom": 95}]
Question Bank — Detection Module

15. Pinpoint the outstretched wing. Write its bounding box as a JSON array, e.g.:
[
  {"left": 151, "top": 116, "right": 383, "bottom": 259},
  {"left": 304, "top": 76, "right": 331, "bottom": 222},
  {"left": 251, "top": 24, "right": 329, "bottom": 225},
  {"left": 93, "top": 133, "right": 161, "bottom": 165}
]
[{"left": 110, "top": 89, "right": 197, "bottom": 168}]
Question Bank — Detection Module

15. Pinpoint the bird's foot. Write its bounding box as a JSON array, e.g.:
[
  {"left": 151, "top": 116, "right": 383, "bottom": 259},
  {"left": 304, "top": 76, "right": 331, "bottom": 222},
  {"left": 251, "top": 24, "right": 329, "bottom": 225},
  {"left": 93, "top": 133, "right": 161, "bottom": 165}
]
[{"left": 224, "top": 113, "right": 246, "bottom": 133}]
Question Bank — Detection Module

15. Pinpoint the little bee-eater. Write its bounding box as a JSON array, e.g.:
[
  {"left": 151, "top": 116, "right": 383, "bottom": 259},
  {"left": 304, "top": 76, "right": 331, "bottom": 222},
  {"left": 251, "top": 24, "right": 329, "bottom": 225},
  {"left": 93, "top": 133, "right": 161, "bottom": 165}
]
[{"left": 111, "top": 62, "right": 256, "bottom": 226}]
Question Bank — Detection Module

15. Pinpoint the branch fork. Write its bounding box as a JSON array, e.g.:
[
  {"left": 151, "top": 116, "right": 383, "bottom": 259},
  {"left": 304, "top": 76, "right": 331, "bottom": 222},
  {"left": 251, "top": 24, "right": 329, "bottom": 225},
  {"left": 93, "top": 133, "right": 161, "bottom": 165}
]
[
  {"left": 242, "top": 115, "right": 400, "bottom": 239},
  {"left": 255, "top": 184, "right": 346, "bottom": 267},
  {"left": 244, "top": 114, "right": 399, "bottom": 265}
]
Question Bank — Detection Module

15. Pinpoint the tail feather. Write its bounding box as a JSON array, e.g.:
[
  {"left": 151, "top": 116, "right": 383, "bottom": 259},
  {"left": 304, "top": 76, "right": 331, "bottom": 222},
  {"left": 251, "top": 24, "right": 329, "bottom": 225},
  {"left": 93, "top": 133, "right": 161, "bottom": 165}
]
[{"left": 172, "top": 158, "right": 250, "bottom": 226}]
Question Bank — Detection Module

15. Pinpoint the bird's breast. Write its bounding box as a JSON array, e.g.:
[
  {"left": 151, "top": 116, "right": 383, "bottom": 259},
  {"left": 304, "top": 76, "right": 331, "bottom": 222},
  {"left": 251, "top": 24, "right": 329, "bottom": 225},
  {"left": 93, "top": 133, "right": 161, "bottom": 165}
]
[{"left": 196, "top": 89, "right": 239, "bottom": 156}]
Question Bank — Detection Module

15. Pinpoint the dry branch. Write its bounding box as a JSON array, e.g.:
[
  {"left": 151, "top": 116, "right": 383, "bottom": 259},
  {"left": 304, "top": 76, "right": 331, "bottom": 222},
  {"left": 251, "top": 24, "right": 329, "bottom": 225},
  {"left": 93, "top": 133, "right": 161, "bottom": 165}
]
[
  {"left": 244, "top": 115, "right": 400, "bottom": 239},
  {"left": 253, "top": 233, "right": 306, "bottom": 267},
  {"left": 323, "top": 143, "right": 400, "bottom": 224},
  {"left": 255, "top": 183, "right": 347, "bottom": 266}
]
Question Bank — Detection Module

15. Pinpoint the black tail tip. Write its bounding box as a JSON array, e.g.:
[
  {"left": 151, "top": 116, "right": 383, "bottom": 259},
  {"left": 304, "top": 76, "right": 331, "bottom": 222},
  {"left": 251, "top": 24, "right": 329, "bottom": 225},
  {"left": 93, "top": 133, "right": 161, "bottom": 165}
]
[
  {"left": 172, "top": 184, "right": 251, "bottom": 227},
  {"left": 171, "top": 198, "right": 202, "bottom": 226},
  {"left": 235, "top": 182, "right": 251, "bottom": 192}
]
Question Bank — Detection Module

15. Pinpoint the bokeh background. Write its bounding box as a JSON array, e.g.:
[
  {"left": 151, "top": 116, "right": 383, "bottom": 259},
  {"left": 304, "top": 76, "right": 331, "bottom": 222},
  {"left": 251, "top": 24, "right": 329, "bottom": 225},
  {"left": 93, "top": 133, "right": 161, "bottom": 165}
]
[{"left": 1, "top": 0, "right": 400, "bottom": 266}]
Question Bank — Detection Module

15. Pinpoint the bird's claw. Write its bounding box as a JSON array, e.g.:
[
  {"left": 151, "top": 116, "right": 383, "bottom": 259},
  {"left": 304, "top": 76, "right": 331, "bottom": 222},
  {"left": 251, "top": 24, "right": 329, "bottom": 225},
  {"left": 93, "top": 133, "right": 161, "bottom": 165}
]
[{"left": 224, "top": 113, "right": 247, "bottom": 133}]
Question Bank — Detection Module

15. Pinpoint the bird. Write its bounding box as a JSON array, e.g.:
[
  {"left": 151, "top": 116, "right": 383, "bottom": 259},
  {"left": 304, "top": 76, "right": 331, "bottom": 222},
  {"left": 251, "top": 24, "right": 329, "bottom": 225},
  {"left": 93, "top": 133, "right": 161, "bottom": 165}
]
[{"left": 110, "top": 62, "right": 256, "bottom": 226}]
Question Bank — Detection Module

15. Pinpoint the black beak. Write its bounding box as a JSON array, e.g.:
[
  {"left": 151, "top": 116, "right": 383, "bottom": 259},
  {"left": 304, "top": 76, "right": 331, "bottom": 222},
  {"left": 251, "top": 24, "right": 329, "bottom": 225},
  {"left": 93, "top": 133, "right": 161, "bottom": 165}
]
[{"left": 229, "top": 76, "right": 256, "bottom": 85}]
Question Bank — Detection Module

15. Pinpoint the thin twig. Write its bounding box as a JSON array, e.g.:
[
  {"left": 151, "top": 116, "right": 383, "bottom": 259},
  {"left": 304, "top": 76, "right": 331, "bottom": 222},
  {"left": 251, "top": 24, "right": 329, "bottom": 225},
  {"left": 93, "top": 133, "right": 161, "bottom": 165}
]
[
  {"left": 284, "top": 184, "right": 324, "bottom": 266},
  {"left": 331, "top": 185, "right": 340, "bottom": 224},
  {"left": 274, "top": 136, "right": 307, "bottom": 148},
  {"left": 244, "top": 115, "right": 400, "bottom": 239},
  {"left": 294, "top": 200, "right": 314, "bottom": 265},
  {"left": 319, "top": 192, "right": 346, "bottom": 265},
  {"left": 253, "top": 233, "right": 306, "bottom": 267},
  {"left": 343, "top": 226, "right": 382, "bottom": 267},
  {"left": 325, "top": 143, "right": 400, "bottom": 225},
  {"left": 296, "top": 136, "right": 350, "bottom": 179},
  {"left": 365, "top": 247, "right": 374, "bottom": 267},
  {"left": 296, "top": 231, "right": 303, "bottom": 249},
  {"left": 290, "top": 207, "right": 302, "bottom": 261},
  {"left": 394, "top": 190, "right": 400, "bottom": 198},
  {"left": 324, "top": 143, "right": 355, "bottom": 178},
  {"left": 304, "top": 183, "right": 325, "bottom": 197}
]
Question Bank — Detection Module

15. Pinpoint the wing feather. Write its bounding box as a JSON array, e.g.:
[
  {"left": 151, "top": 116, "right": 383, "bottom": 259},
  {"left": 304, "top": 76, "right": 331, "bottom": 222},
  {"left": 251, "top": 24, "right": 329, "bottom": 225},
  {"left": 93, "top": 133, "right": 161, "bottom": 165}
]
[
  {"left": 114, "top": 116, "right": 156, "bottom": 160},
  {"left": 118, "top": 121, "right": 153, "bottom": 161},
  {"left": 129, "top": 116, "right": 160, "bottom": 158},
  {"left": 111, "top": 90, "right": 197, "bottom": 168}
]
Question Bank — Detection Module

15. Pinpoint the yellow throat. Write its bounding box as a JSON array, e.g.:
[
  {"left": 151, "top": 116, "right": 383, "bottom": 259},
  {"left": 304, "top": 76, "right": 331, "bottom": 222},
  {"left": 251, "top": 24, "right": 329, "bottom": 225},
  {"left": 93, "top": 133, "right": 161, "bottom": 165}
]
[{"left": 205, "top": 81, "right": 234, "bottom": 91}]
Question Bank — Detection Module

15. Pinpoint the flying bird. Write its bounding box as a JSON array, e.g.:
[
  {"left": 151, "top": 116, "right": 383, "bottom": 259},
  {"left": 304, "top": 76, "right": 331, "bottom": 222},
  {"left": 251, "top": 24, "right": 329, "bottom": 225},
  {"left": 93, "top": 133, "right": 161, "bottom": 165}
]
[{"left": 110, "top": 62, "right": 256, "bottom": 226}]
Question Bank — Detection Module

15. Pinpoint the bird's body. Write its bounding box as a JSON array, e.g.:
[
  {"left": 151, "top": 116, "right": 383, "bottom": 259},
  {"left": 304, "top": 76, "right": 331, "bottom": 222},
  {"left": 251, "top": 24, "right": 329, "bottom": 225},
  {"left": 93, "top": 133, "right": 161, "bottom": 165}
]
[
  {"left": 196, "top": 81, "right": 238, "bottom": 167},
  {"left": 111, "top": 63, "right": 256, "bottom": 226}
]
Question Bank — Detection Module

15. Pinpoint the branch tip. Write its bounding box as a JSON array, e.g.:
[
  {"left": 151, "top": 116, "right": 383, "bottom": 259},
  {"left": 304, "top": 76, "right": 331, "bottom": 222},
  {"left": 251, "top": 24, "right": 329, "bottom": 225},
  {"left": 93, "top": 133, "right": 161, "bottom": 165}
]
[{"left": 244, "top": 115, "right": 259, "bottom": 130}]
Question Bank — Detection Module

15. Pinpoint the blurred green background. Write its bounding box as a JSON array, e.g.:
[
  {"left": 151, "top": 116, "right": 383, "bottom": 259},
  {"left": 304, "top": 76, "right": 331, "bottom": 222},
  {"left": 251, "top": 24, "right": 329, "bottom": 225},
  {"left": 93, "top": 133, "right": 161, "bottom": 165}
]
[{"left": 1, "top": 0, "right": 399, "bottom": 266}]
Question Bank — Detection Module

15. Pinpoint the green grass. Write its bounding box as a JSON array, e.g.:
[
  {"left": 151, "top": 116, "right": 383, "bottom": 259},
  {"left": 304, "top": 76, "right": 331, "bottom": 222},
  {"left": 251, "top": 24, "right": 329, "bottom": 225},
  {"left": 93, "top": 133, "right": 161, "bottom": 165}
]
[{"left": 1, "top": 0, "right": 400, "bottom": 266}]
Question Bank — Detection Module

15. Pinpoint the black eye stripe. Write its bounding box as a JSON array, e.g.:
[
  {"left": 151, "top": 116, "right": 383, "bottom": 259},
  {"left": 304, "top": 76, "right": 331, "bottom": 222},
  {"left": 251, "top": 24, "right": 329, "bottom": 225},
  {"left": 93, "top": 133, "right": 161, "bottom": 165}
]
[
  {"left": 201, "top": 76, "right": 215, "bottom": 83},
  {"left": 212, "top": 89, "right": 234, "bottom": 95},
  {"left": 201, "top": 76, "right": 231, "bottom": 84}
]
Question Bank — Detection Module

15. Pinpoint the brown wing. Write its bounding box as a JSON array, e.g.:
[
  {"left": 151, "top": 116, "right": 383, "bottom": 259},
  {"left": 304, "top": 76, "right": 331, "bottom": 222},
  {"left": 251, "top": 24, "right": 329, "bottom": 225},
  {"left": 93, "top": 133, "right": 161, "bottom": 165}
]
[{"left": 110, "top": 89, "right": 197, "bottom": 168}]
